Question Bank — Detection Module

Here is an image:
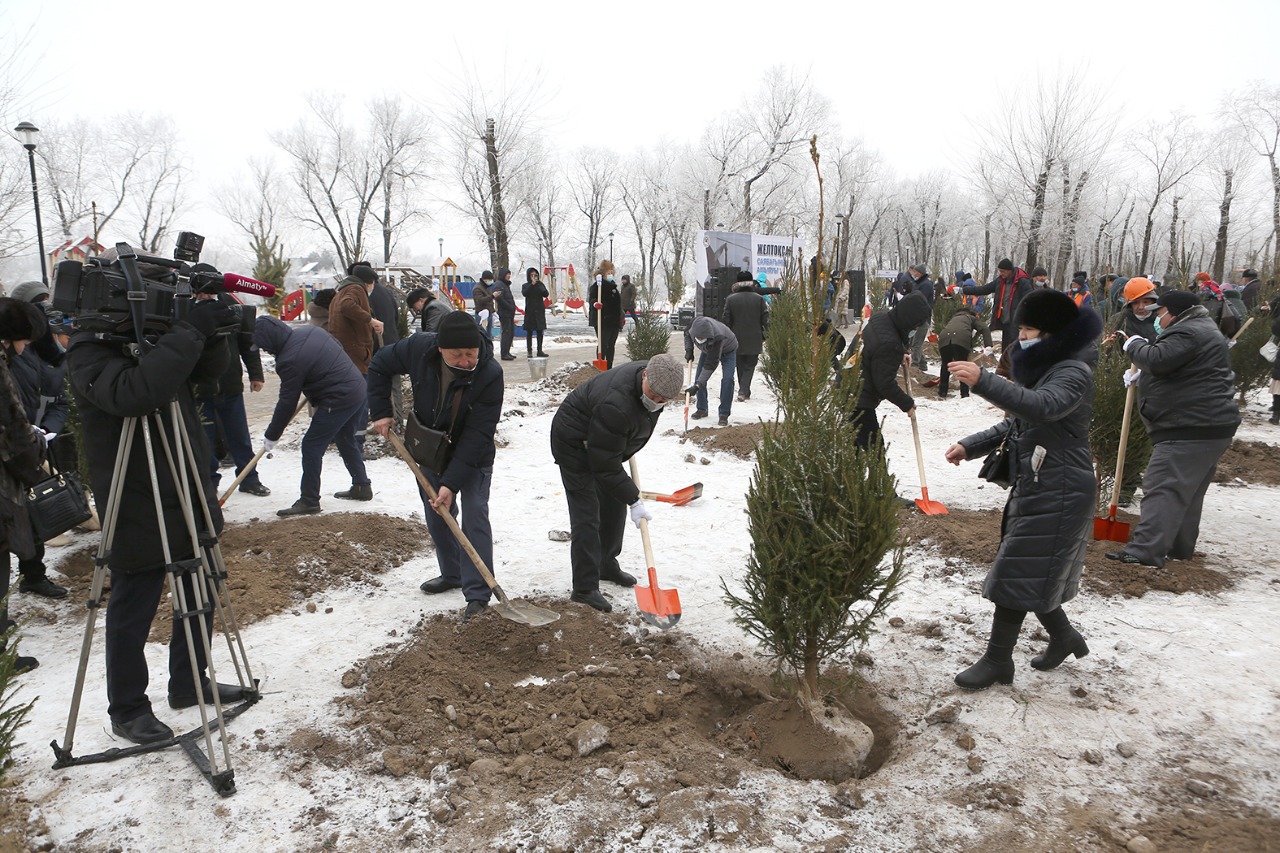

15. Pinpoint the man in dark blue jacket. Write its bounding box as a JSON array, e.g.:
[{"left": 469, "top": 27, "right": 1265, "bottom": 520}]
[
  {"left": 253, "top": 316, "right": 370, "bottom": 517},
  {"left": 492, "top": 267, "right": 518, "bottom": 361},
  {"left": 368, "top": 311, "right": 504, "bottom": 621}
]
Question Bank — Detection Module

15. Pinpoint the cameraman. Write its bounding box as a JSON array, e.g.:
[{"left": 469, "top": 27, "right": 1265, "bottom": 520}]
[
  {"left": 192, "top": 285, "right": 270, "bottom": 498},
  {"left": 66, "top": 283, "right": 245, "bottom": 745}
]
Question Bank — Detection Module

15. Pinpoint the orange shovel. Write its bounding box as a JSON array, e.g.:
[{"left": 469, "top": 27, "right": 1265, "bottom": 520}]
[
  {"left": 903, "top": 366, "right": 948, "bottom": 515},
  {"left": 629, "top": 457, "right": 681, "bottom": 629},
  {"left": 640, "top": 483, "right": 703, "bottom": 506},
  {"left": 1094, "top": 377, "right": 1136, "bottom": 542},
  {"left": 592, "top": 301, "right": 608, "bottom": 371}
]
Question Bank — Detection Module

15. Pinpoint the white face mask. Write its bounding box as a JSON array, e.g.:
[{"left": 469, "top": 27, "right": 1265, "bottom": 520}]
[
  {"left": 1133, "top": 306, "right": 1154, "bottom": 320},
  {"left": 640, "top": 392, "right": 665, "bottom": 412},
  {"left": 694, "top": 337, "right": 707, "bottom": 346},
  {"left": 1019, "top": 337, "right": 1041, "bottom": 350}
]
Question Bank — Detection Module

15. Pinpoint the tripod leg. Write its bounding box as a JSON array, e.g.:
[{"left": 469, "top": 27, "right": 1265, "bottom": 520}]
[{"left": 54, "top": 417, "right": 139, "bottom": 764}]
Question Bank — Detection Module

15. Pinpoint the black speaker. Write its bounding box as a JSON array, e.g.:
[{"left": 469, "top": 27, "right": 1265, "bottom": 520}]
[
  {"left": 845, "top": 270, "right": 866, "bottom": 309},
  {"left": 703, "top": 266, "right": 739, "bottom": 317}
]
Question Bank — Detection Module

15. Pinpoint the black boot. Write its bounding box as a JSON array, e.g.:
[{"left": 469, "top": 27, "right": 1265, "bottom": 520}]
[
  {"left": 955, "top": 607, "right": 1024, "bottom": 690},
  {"left": 1271, "top": 396, "right": 1280, "bottom": 424},
  {"left": 1030, "top": 607, "right": 1089, "bottom": 671},
  {"left": 334, "top": 484, "right": 373, "bottom": 501}
]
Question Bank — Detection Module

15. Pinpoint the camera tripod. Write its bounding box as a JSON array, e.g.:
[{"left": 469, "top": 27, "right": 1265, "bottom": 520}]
[{"left": 50, "top": 395, "right": 259, "bottom": 796}]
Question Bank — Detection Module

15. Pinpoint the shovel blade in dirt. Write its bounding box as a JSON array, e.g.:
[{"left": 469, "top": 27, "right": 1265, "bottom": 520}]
[
  {"left": 491, "top": 596, "right": 561, "bottom": 627},
  {"left": 634, "top": 566, "right": 681, "bottom": 630},
  {"left": 640, "top": 483, "right": 704, "bottom": 506},
  {"left": 592, "top": 358, "right": 608, "bottom": 370},
  {"left": 906, "top": 403, "right": 949, "bottom": 515},
  {"left": 1093, "top": 509, "right": 1130, "bottom": 543},
  {"left": 914, "top": 488, "right": 949, "bottom": 516}
]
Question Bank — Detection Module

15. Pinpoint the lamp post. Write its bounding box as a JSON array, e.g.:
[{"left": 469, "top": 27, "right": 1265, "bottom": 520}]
[
  {"left": 437, "top": 236, "right": 444, "bottom": 259},
  {"left": 14, "top": 122, "right": 48, "bottom": 286},
  {"left": 607, "top": 231, "right": 614, "bottom": 263},
  {"left": 834, "top": 214, "right": 845, "bottom": 270}
]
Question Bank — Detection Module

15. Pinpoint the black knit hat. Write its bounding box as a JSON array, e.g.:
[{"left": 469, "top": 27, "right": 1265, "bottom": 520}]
[
  {"left": 0, "top": 297, "right": 48, "bottom": 343},
  {"left": 736, "top": 270, "right": 754, "bottom": 283},
  {"left": 997, "top": 258, "right": 1014, "bottom": 271},
  {"left": 436, "top": 310, "right": 483, "bottom": 349},
  {"left": 1242, "top": 268, "right": 1259, "bottom": 279},
  {"left": 406, "top": 287, "right": 431, "bottom": 306},
  {"left": 352, "top": 265, "right": 377, "bottom": 285},
  {"left": 1156, "top": 290, "right": 1199, "bottom": 317},
  {"left": 1072, "top": 271, "right": 1088, "bottom": 281},
  {"left": 1014, "top": 289, "right": 1079, "bottom": 334},
  {"left": 1031, "top": 266, "right": 1048, "bottom": 278}
]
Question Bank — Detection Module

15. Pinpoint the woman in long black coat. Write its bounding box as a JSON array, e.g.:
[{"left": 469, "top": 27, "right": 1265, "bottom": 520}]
[
  {"left": 944, "top": 289, "right": 1102, "bottom": 689},
  {"left": 522, "top": 267, "right": 549, "bottom": 358}
]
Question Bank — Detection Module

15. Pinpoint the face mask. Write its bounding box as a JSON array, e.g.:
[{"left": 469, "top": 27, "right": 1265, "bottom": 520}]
[
  {"left": 1153, "top": 316, "right": 1164, "bottom": 336},
  {"left": 694, "top": 338, "right": 707, "bottom": 346},
  {"left": 606, "top": 275, "right": 615, "bottom": 283},
  {"left": 1019, "top": 337, "right": 1041, "bottom": 350},
  {"left": 640, "top": 392, "right": 665, "bottom": 412},
  {"left": 1133, "top": 306, "right": 1153, "bottom": 320}
]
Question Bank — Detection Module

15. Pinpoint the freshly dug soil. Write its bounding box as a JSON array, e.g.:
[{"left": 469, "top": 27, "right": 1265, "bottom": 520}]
[
  {"left": 297, "top": 602, "right": 899, "bottom": 847},
  {"left": 55, "top": 513, "right": 428, "bottom": 634},
  {"left": 1214, "top": 439, "right": 1280, "bottom": 486},
  {"left": 683, "top": 423, "right": 765, "bottom": 459},
  {"left": 899, "top": 507, "right": 1234, "bottom": 599}
]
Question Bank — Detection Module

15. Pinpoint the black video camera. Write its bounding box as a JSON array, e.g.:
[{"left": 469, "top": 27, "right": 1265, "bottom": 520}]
[{"left": 52, "top": 232, "right": 252, "bottom": 340}]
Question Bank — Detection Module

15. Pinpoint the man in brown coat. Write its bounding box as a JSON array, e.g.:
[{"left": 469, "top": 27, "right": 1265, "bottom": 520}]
[{"left": 329, "top": 269, "right": 384, "bottom": 374}]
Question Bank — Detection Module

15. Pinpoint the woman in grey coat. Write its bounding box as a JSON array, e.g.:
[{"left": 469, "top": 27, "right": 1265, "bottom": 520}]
[{"left": 944, "top": 289, "right": 1102, "bottom": 690}]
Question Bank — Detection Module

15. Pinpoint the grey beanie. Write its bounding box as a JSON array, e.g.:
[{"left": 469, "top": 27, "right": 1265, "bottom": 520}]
[
  {"left": 11, "top": 280, "right": 49, "bottom": 303},
  {"left": 908, "top": 263, "right": 928, "bottom": 276},
  {"left": 644, "top": 353, "right": 684, "bottom": 400}
]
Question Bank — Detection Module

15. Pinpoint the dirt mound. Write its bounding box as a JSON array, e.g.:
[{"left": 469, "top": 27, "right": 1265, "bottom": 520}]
[
  {"left": 683, "top": 423, "right": 765, "bottom": 459},
  {"left": 899, "top": 507, "right": 1235, "bottom": 598},
  {"left": 1214, "top": 439, "right": 1280, "bottom": 485},
  {"left": 55, "top": 513, "right": 427, "bottom": 632},
  {"left": 306, "top": 603, "right": 898, "bottom": 847}
]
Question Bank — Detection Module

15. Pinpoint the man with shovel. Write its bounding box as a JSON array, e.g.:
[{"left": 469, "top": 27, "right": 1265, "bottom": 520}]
[
  {"left": 368, "top": 311, "right": 504, "bottom": 623},
  {"left": 550, "top": 353, "right": 685, "bottom": 613}
]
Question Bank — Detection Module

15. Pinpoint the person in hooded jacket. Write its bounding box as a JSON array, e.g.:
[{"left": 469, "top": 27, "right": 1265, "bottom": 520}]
[
  {"left": 589, "top": 261, "right": 624, "bottom": 368},
  {"left": 944, "top": 290, "right": 1103, "bottom": 689},
  {"left": 620, "top": 275, "right": 639, "bottom": 325},
  {"left": 1, "top": 298, "right": 50, "bottom": 673},
  {"left": 960, "top": 259, "right": 1035, "bottom": 377},
  {"left": 368, "top": 311, "right": 504, "bottom": 622},
  {"left": 253, "top": 316, "right": 371, "bottom": 517},
  {"left": 522, "top": 267, "right": 549, "bottom": 358},
  {"left": 407, "top": 286, "right": 451, "bottom": 333},
  {"left": 549, "top": 353, "right": 685, "bottom": 613},
  {"left": 850, "top": 291, "right": 931, "bottom": 450},
  {"left": 1106, "top": 291, "right": 1240, "bottom": 569},
  {"left": 308, "top": 289, "right": 335, "bottom": 330},
  {"left": 721, "top": 270, "right": 768, "bottom": 401},
  {"left": 1193, "top": 272, "right": 1241, "bottom": 338},
  {"left": 683, "top": 315, "right": 738, "bottom": 425},
  {"left": 66, "top": 294, "right": 245, "bottom": 744},
  {"left": 472, "top": 271, "right": 495, "bottom": 338},
  {"left": 492, "top": 268, "right": 517, "bottom": 360}
]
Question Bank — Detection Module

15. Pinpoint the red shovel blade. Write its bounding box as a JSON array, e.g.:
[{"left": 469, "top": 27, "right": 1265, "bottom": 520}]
[
  {"left": 915, "top": 487, "right": 949, "bottom": 515},
  {"left": 654, "top": 483, "right": 703, "bottom": 506},
  {"left": 634, "top": 566, "right": 681, "bottom": 630},
  {"left": 1093, "top": 508, "right": 1131, "bottom": 543},
  {"left": 592, "top": 358, "right": 608, "bottom": 371}
]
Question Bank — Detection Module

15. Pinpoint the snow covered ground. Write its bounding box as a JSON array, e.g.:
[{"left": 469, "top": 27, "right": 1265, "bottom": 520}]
[{"left": 5, "top": 361, "right": 1279, "bottom": 852}]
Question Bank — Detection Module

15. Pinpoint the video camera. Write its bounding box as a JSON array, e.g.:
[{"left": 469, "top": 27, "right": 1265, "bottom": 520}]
[{"left": 52, "top": 231, "right": 262, "bottom": 340}]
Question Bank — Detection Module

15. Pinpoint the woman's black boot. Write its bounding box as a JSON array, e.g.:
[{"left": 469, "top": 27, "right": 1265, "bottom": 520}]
[
  {"left": 955, "top": 607, "right": 1024, "bottom": 690},
  {"left": 1031, "top": 607, "right": 1089, "bottom": 670}
]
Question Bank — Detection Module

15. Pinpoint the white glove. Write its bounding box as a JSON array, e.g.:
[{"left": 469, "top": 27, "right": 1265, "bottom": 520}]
[
  {"left": 1122, "top": 334, "right": 1142, "bottom": 353},
  {"left": 263, "top": 436, "right": 278, "bottom": 452},
  {"left": 1227, "top": 338, "right": 1238, "bottom": 349},
  {"left": 629, "top": 500, "right": 652, "bottom": 529},
  {"left": 1122, "top": 367, "right": 1141, "bottom": 388},
  {"left": 982, "top": 347, "right": 994, "bottom": 356}
]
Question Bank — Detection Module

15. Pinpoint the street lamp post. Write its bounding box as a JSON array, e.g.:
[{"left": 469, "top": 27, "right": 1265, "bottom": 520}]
[
  {"left": 14, "top": 122, "right": 48, "bottom": 286},
  {"left": 608, "top": 231, "right": 614, "bottom": 263},
  {"left": 437, "top": 237, "right": 444, "bottom": 259}
]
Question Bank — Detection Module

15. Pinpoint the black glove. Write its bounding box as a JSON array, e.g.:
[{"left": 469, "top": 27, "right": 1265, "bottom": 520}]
[
  {"left": 684, "top": 383, "right": 700, "bottom": 396},
  {"left": 184, "top": 300, "right": 238, "bottom": 340}
]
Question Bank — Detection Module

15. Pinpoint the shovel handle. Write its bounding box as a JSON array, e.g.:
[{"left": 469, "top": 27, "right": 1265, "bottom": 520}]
[
  {"left": 904, "top": 388, "right": 929, "bottom": 493},
  {"left": 1229, "top": 316, "right": 1254, "bottom": 343},
  {"left": 683, "top": 360, "right": 692, "bottom": 434},
  {"left": 386, "top": 432, "right": 510, "bottom": 605},
  {"left": 218, "top": 399, "right": 307, "bottom": 507},
  {"left": 1109, "top": 378, "right": 1137, "bottom": 515},
  {"left": 628, "top": 457, "right": 658, "bottom": 572}
]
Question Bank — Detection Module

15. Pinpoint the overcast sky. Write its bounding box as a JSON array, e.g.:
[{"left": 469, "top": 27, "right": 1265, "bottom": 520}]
[{"left": 5, "top": 0, "right": 1280, "bottom": 276}]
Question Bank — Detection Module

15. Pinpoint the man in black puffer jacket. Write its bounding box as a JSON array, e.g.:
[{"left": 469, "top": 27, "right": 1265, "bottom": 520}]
[
  {"left": 368, "top": 311, "right": 504, "bottom": 622},
  {"left": 851, "top": 291, "right": 932, "bottom": 450},
  {"left": 1107, "top": 291, "right": 1240, "bottom": 569},
  {"left": 550, "top": 353, "right": 685, "bottom": 613},
  {"left": 67, "top": 297, "right": 244, "bottom": 745},
  {"left": 253, "top": 316, "right": 370, "bottom": 517},
  {"left": 492, "top": 268, "right": 517, "bottom": 361}
]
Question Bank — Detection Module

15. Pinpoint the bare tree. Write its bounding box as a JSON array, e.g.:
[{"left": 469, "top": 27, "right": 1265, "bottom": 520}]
[
  {"left": 737, "top": 67, "right": 830, "bottom": 229},
  {"left": 113, "top": 115, "right": 187, "bottom": 253},
  {"left": 567, "top": 146, "right": 619, "bottom": 274},
  {"left": 1223, "top": 81, "right": 1280, "bottom": 280},
  {"left": 1130, "top": 111, "right": 1205, "bottom": 273},
  {"left": 522, "top": 151, "right": 569, "bottom": 296},
  {"left": 369, "top": 96, "right": 431, "bottom": 265},
  {"left": 618, "top": 148, "right": 672, "bottom": 304},
  {"left": 216, "top": 157, "right": 292, "bottom": 286}
]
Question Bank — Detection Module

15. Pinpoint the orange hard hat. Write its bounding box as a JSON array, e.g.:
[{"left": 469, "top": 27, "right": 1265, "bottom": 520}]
[{"left": 1124, "top": 277, "right": 1156, "bottom": 304}]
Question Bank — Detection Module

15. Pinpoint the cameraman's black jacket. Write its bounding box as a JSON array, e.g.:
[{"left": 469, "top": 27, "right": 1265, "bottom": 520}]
[
  {"left": 67, "top": 322, "right": 227, "bottom": 573},
  {"left": 550, "top": 361, "right": 662, "bottom": 507},
  {"left": 192, "top": 294, "right": 263, "bottom": 398}
]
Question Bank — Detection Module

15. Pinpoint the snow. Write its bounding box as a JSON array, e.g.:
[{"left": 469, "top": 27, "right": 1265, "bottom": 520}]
[{"left": 6, "top": 357, "right": 1280, "bottom": 851}]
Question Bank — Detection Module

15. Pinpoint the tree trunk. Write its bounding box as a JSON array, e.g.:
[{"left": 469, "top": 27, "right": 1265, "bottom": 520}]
[
  {"left": 803, "top": 632, "right": 819, "bottom": 702},
  {"left": 1053, "top": 170, "right": 1089, "bottom": 289},
  {"left": 1138, "top": 197, "right": 1159, "bottom": 274},
  {"left": 743, "top": 178, "right": 755, "bottom": 232},
  {"left": 981, "top": 213, "right": 992, "bottom": 283},
  {"left": 1115, "top": 202, "right": 1134, "bottom": 276},
  {"left": 1269, "top": 154, "right": 1280, "bottom": 286},
  {"left": 1211, "top": 170, "right": 1235, "bottom": 283},
  {"left": 703, "top": 188, "right": 712, "bottom": 230},
  {"left": 1165, "top": 196, "right": 1180, "bottom": 282},
  {"left": 484, "top": 118, "right": 509, "bottom": 271},
  {"left": 1024, "top": 162, "right": 1053, "bottom": 271}
]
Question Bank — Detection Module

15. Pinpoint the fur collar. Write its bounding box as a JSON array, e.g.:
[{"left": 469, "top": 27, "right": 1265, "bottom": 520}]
[{"left": 1009, "top": 308, "right": 1102, "bottom": 388}]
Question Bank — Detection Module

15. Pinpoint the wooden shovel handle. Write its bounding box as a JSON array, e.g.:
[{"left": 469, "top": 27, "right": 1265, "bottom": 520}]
[
  {"left": 628, "top": 456, "right": 657, "bottom": 571},
  {"left": 386, "top": 431, "right": 507, "bottom": 602},
  {"left": 1109, "top": 377, "right": 1137, "bottom": 514},
  {"left": 903, "top": 365, "right": 929, "bottom": 492},
  {"left": 219, "top": 399, "right": 307, "bottom": 506}
]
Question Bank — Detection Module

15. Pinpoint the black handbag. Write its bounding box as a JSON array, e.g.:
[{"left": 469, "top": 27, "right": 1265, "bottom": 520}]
[
  {"left": 977, "top": 433, "right": 1015, "bottom": 489},
  {"left": 26, "top": 465, "right": 93, "bottom": 541},
  {"left": 404, "top": 385, "right": 465, "bottom": 475}
]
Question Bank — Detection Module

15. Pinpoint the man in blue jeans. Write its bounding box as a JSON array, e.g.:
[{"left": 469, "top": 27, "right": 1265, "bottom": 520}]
[
  {"left": 368, "top": 311, "right": 503, "bottom": 622},
  {"left": 683, "top": 315, "right": 738, "bottom": 426},
  {"left": 252, "top": 316, "right": 371, "bottom": 516}
]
